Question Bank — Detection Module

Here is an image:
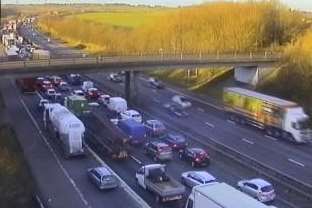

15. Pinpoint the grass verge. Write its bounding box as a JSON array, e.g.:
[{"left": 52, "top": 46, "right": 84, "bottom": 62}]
[{"left": 0, "top": 124, "right": 35, "bottom": 208}]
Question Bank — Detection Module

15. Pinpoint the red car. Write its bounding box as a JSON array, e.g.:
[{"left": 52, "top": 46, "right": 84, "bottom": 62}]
[
  {"left": 86, "top": 88, "right": 100, "bottom": 100},
  {"left": 38, "top": 80, "right": 53, "bottom": 92},
  {"left": 179, "top": 147, "right": 210, "bottom": 167}
]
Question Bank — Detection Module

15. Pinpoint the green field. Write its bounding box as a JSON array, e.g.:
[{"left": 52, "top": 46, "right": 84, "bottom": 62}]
[{"left": 72, "top": 11, "right": 166, "bottom": 28}]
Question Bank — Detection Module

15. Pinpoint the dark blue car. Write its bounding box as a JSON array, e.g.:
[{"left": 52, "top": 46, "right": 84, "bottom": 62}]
[{"left": 163, "top": 133, "right": 188, "bottom": 150}]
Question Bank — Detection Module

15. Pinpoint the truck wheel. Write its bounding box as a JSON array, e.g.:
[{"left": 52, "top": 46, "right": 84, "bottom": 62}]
[
  {"left": 265, "top": 128, "right": 273, "bottom": 136},
  {"left": 286, "top": 133, "right": 296, "bottom": 143},
  {"left": 229, "top": 114, "right": 236, "bottom": 121},
  {"left": 155, "top": 195, "right": 161, "bottom": 203}
]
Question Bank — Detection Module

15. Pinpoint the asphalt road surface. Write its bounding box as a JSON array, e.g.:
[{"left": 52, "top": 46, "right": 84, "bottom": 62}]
[
  {"left": 88, "top": 72, "right": 312, "bottom": 186},
  {"left": 19, "top": 24, "right": 85, "bottom": 59},
  {"left": 0, "top": 78, "right": 145, "bottom": 208}
]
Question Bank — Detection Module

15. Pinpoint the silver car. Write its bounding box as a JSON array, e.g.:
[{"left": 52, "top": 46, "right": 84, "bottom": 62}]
[
  {"left": 237, "top": 178, "right": 276, "bottom": 202},
  {"left": 88, "top": 167, "right": 120, "bottom": 190},
  {"left": 181, "top": 171, "right": 216, "bottom": 188}
]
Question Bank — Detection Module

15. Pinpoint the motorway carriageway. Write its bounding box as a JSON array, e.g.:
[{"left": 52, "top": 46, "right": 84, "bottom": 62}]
[
  {"left": 83, "top": 74, "right": 312, "bottom": 207},
  {"left": 88, "top": 72, "right": 312, "bottom": 185},
  {"left": 19, "top": 75, "right": 298, "bottom": 208},
  {"left": 13, "top": 81, "right": 146, "bottom": 208},
  {"left": 88, "top": 72, "right": 312, "bottom": 208}
]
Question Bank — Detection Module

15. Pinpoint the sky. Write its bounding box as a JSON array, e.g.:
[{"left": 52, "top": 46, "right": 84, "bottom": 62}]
[{"left": 2, "top": 0, "right": 312, "bottom": 11}]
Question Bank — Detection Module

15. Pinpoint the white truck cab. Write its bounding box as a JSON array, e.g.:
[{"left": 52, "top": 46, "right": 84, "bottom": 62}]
[
  {"left": 283, "top": 107, "right": 311, "bottom": 143},
  {"left": 120, "top": 110, "right": 142, "bottom": 123}
]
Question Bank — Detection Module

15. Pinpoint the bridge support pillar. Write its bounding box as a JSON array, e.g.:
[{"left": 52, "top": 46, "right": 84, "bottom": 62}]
[
  {"left": 125, "top": 71, "right": 131, "bottom": 105},
  {"left": 124, "top": 71, "right": 139, "bottom": 106},
  {"left": 234, "top": 66, "right": 274, "bottom": 87}
]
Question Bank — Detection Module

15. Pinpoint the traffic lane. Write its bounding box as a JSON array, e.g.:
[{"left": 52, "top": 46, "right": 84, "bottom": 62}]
[
  {"left": 182, "top": 102, "right": 312, "bottom": 172},
  {"left": 140, "top": 96, "right": 312, "bottom": 185},
  {"left": 140, "top": 75, "right": 312, "bottom": 164},
  {"left": 86, "top": 80, "right": 293, "bottom": 208},
  {"left": 20, "top": 25, "right": 84, "bottom": 58},
  {"left": 21, "top": 93, "right": 142, "bottom": 208},
  {"left": 22, "top": 25, "right": 83, "bottom": 57},
  {"left": 87, "top": 109, "right": 288, "bottom": 208},
  {"left": 0, "top": 78, "right": 87, "bottom": 208},
  {"left": 92, "top": 72, "right": 312, "bottom": 182}
]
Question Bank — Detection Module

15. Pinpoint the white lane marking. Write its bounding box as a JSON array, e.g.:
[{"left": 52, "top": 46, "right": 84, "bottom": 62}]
[
  {"left": 241, "top": 138, "right": 254, "bottom": 145},
  {"left": 205, "top": 122, "right": 215, "bottom": 128},
  {"left": 19, "top": 97, "right": 91, "bottom": 208},
  {"left": 265, "top": 135, "right": 278, "bottom": 141},
  {"left": 227, "top": 120, "right": 236, "bottom": 125},
  {"left": 86, "top": 145, "right": 150, "bottom": 208},
  {"left": 139, "top": 76, "right": 223, "bottom": 111},
  {"left": 288, "top": 158, "right": 305, "bottom": 167},
  {"left": 197, "top": 107, "right": 205, "bottom": 112},
  {"left": 35, "top": 195, "right": 45, "bottom": 208},
  {"left": 130, "top": 155, "right": 143, "bottom": 165}
]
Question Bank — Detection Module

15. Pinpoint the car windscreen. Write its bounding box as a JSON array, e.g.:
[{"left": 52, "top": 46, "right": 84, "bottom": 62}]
[{"left": 261, "top": 185, "right": 274, "bottom": 192}]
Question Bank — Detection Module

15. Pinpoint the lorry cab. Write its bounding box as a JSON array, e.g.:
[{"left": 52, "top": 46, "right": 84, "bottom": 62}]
[
  {"left": 118, "top": 119, "right": 146, "bottom": 145},
  {"left": 283, "top": 107, "right": 312, "bottom": 143}
]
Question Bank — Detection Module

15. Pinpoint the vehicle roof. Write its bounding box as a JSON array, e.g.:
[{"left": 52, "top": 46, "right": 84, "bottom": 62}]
[
  {"left": 187, "top": 171, "right": 216, "bottom": 181},
  {"left": 125, "top": 109, "right": 140, "bottom": 114},
  {"left": 168, "top": 133, "right": 185, "bottom": 141},
  {"left": 195, "top": 183, "right": 270, "bottom": 208},
  {"left": 94, "top": 167, "right": 112, "bottom": 176},
  {"left": 88, "top": 88, "right": 98, "bottom": 91},
  {"left": 147, "top": 120, "right": 162, "bottom": 124},
  {"left": 68, "top": 95, "right": 86, "bottom": 101},
  {"left": 189, "top": 147, "right": 205, "bottom": 153},
  {"left": 151, "top": 141, "right": 169, "bottom": 147},
  {"left": 248, "top": 178, "right": 272, "bottom": 187},
  {"left": 225, "top": 87, "right": 297, "bottom": 108},
  {"left": 74, "top": 90, "right": 83, "bottom": 93},
  {"left": 143, "top": 163, "right": 166, "bottom": 170},
  {"left": 120, "top": 119, "right": 143, "bottom": 126}
]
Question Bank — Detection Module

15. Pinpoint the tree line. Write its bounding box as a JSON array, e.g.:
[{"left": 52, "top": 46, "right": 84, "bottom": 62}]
[{"left": 38, "top": 1, "right": 310, "bottom": 56}]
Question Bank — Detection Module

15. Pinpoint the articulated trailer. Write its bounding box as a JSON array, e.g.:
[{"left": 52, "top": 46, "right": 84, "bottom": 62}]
[
  {"left": 44, "top": 103, "right": 85, "bottom": 158},
  {"left": 82, "top": 112, "right": 129, "bottom": 160},
  {"left": 223, "top": 87, "right": 311, "bottom": 143}
]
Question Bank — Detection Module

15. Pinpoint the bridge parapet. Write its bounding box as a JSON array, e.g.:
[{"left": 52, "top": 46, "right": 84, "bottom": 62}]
[{"left": 0, "top": 54, "right": 281, "bottom": 75}]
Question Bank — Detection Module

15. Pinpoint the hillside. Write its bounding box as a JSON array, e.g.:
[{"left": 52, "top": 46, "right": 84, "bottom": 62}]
[{"left": 38, "top": 2, "right": 310, "bottom": 55}]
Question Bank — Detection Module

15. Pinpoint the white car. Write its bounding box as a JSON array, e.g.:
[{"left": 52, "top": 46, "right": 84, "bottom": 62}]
[
  {"left": 181, "top": 171, "right": 216, "bottom": 188},
  {"left": 99, "top": 94, "right": 111, "bottom": 105},
  {"left": 72, "top": 89, "right": 84, "bottom": 97},
  {"left": 237, "top": 178, "right": 276, "bottom": 203},
  {"left": 120, "top": 110, "right": 142, "bottom": 123},
  {"left": 46, "top": 88, "right": 57, "bottom": 97},
  {"left": 172, "top": 95, "right": 192, "bottom": 108}
]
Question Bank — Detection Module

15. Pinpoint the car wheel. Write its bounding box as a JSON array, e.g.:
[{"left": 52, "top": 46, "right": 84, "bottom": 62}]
[{"left": 181, "top": 177, "right": 186, "bottom": 185}]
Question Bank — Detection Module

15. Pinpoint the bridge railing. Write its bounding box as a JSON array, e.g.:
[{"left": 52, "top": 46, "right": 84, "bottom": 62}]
[{"left": 0, "top": 54, "right": 281, "bottom": 71}]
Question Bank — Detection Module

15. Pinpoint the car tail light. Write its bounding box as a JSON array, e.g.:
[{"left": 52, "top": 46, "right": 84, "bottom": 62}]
[
  {"left": 195, "top": 158, "right": 200, "bottom": 162},
  {"left": 173, "top": 144, "right": 177, "bottom": 148}
]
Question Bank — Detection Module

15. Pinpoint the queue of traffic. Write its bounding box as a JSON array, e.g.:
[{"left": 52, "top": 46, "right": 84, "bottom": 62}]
[{"left": 15, "top": 72, "right": 299, "bottom": 208}]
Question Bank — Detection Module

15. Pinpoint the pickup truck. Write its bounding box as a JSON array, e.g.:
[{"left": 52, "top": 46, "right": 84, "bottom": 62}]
[{"left": 135, "top": 164, "right": 185, "bottom": 203}]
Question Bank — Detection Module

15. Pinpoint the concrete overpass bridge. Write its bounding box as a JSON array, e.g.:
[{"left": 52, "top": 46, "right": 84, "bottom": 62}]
[{"left": 0, "top": 54, "right": 281, "bottom": 103}]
